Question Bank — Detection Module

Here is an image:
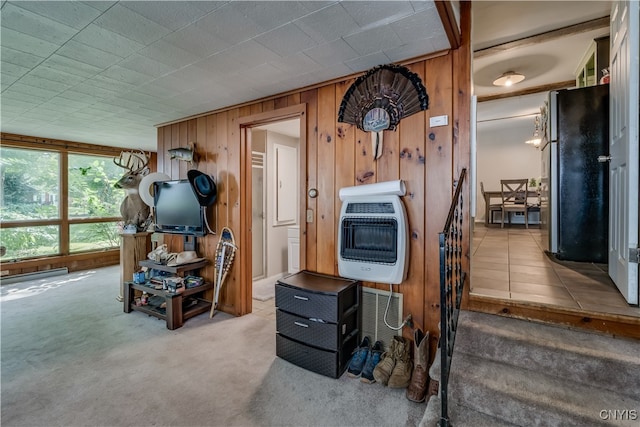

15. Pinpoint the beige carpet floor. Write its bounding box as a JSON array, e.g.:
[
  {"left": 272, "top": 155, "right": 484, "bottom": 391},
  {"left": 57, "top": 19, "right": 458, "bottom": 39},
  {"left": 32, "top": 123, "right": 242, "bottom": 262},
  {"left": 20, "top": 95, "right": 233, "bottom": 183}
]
[{"left": 1, "top": 266, "right": 425, "bottom": 427}]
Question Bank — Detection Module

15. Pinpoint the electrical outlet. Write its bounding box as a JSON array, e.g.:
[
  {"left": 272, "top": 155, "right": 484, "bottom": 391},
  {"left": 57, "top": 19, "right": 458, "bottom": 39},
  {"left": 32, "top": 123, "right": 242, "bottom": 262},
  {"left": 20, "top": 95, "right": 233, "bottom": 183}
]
[{"left": 306, "top": 209, "right": 314, "bottom": 223}]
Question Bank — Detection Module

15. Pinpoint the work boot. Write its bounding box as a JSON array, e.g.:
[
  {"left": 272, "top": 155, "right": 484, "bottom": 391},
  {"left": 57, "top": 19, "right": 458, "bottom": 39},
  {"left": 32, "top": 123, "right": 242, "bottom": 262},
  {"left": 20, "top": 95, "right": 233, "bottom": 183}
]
[
  {"left": 373, "top": 336, "right": 400, "bottom": 385},
  {"left": 406, "top": 328, "right": 430, "bottom": 401},
  {"left": 388, "top": 336, "right": 412, "bottom": 388}
]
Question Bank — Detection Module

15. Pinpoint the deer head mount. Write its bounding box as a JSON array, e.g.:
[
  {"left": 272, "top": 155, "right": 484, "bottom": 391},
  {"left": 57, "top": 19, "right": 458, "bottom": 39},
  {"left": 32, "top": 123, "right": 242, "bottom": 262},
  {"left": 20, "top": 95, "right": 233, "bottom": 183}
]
[{"left": 113, "top": 150, "right": 151, "bottom": 231}]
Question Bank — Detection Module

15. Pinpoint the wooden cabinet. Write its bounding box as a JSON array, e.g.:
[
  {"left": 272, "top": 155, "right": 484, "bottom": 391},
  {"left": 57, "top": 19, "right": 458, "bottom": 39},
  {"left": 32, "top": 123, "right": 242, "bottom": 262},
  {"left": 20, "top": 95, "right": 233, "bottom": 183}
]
[
  {"left": 123, "top": 259, "right": 211, "bottom": 330},
  {"left": 575, "top": 36, "right": 610, "bottom": 88},
  {"left": 275, "top": 270, "right": 360, "bottom": 378}
]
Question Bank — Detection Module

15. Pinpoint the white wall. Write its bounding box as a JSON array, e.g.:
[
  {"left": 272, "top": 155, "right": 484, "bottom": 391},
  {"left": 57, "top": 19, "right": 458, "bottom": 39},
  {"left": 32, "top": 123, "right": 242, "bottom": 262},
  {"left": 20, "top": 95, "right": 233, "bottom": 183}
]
[{"left": 476, "top": 121, "right": 541, "bottom": 222}]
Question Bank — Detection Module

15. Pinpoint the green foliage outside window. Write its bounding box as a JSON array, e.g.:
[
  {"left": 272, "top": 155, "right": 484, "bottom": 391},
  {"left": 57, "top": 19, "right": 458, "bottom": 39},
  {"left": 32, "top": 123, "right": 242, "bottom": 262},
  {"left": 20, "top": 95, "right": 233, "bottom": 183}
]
[{"left": 1, "top": 147, "right": 124, "bottom": 260}]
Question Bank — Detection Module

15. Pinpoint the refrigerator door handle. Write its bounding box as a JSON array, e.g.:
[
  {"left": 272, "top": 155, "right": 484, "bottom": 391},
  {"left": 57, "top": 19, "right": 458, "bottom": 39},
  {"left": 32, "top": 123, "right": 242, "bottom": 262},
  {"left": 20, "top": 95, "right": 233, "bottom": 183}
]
[{"left": 597, "top": 155, "right": 612, "bottom": 163}]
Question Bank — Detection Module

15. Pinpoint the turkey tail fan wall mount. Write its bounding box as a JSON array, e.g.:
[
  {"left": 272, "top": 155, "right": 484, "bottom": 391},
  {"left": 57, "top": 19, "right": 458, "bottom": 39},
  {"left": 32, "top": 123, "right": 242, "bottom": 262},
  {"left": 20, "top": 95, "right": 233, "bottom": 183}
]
[{"left": 338, "top": 64, "right": 429, "bottom": 160}]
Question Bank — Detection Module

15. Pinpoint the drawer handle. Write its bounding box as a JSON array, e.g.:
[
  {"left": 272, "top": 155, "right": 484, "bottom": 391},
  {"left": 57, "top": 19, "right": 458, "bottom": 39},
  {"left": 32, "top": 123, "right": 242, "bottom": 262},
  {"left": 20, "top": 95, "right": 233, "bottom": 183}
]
[
  {"left": 294, "top": 321, "right": 309, "bottom": 328},
  {"left": 294, "top": 295, "right": 309, "bottom": 301}
]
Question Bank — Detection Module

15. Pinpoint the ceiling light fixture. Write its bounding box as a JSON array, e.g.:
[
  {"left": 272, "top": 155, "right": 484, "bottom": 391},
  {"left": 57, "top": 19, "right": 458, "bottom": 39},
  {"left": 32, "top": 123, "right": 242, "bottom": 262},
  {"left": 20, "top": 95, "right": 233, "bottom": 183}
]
[
  {"left": 493, "top": 71, "right": 525, "bottom": 87},
  {"left": 525, "top": 115, "right": 542, "bottom": 148}
]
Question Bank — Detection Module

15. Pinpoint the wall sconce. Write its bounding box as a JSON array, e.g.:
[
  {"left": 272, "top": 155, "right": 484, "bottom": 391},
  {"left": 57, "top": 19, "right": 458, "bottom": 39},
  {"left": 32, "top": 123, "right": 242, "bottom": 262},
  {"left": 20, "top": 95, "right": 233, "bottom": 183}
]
[
  {"left": 525, "top": 115, "right": 542, "bottom": 148},
  {"left": 493, "top": 71, "right": 525, "bottom": 87}
]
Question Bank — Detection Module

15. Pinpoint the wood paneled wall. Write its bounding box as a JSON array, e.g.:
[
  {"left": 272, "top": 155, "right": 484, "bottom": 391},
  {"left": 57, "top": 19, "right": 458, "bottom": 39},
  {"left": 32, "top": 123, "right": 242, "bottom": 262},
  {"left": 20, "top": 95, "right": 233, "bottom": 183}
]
[{"left": 156, "top": 3, "right": 472, "bottom": 352}]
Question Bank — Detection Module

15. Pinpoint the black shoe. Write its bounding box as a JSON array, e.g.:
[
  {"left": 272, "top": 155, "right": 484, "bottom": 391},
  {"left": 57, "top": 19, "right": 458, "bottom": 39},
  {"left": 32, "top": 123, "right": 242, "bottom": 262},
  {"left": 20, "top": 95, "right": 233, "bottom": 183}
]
[{"left": 347, "top": 336, "right": 370, "bottom": 377}]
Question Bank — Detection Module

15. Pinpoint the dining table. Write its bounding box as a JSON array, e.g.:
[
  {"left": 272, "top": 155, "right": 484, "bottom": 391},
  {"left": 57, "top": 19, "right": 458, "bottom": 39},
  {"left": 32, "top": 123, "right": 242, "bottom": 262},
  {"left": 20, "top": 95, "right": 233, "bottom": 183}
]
[{"left": 483, "top": 189, "right": 540, "bottom": 226}]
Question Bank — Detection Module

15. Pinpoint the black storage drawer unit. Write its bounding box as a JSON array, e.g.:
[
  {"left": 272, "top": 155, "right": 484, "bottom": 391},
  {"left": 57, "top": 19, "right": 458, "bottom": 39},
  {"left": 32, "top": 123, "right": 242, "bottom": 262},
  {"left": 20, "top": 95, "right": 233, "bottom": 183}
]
[
  {"left": 275, "top": 270, "right": 361, "bottom": 379},
  {"left": 276, "top": 333, "right": 359, "bottom": 379}
]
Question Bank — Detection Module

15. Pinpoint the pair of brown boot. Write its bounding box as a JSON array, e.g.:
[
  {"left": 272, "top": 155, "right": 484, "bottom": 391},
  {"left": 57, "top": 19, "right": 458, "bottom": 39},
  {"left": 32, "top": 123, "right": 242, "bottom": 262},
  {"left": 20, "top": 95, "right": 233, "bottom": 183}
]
[{"left": 372, "top": 335, "right": 413, "bottom": 388}]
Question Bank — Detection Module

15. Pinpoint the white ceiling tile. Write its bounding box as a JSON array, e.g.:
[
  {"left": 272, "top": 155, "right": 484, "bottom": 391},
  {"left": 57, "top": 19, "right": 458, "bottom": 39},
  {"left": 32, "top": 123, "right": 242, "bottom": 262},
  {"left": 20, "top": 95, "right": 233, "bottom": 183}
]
[
  {"left": 21, "top": 107, "right": 66, "bottom": 121},
  {"left": 42, "top": 96, "right": 93, "bottom": 111},
  {"left": 344, "top": 52, "right": 392, "bottom": 72},
  {"left": 120, "top": 1, "right": 209, "bottom": 31},
  {"left": 242, "top": 1, "right": 311, "bottom": 31},
  {"left": 1, "top": 61, "right": 30, "bottom": 79},
  {"left": 1, "top": 72, "right": 20, "bottom": 89},
  {"left": 344, "top": 26, "right": 403, "bottom": 56},
  {"left": 133, "top": 80, "right": 186, "bottom": 99},
  {"left": 213, "top": 40, "right": 281, "bottom": 69},
  {"left": 118, "top": 54, "right": 178, "bottom": 78},
  {"left": 255, "top": 23, "right": 317, "bottom": 57},
  {"left": 98, "top": 65, "right": 152, "bottom": 86},
  {"left": 79, "top": 1, "right": 117, "bottom": 13},
  {"left": 303, "top": 39, "right": 359, "bottom": 66},
  {"left": 1, "top": 46, "right": 44, "bottom": 68},
  {"left": 71, "top": 81, "right": 120, "bottom": 100},
  {"left": 195, "top": 4, "right": 263, "bottom": 45},
  {"left": 168, "top": 65, "right": 215, "bottom": 88},
  {"left": 188, "top": 1, "right": 228, "bottom": 14},
  {"left": 17, "top": 74, "right": 73, "bottom": 94},
  {"left": 93, "top": 3, "right": 171, "bottom": 45},
  {"left": 138, "top": 39, "right": 201, "bottom": 69},
  {"left": 384, "top": 39, "right": 436, "bottom": 63},
  {"left": 390, "top": 9, "right": 445, "bottom": 44},
  {"left": 196, "top": 52, "right": 244, "bottom": 76},
  {"left": 294, "top": 3, "right": 358, "bottom": 43},
  {"left": 8, "top": 81, "right": 63, "bottom": 99},
  {"left": 13, "top": 1, "right": 103, "bottom": 30},
  {"left": 272, "top": 52, "right": 319, "bottom": 75},
  {"left": 411, "top": 0, "right": 436, "bottom": 12},
  {"left": 0, "top": 96, "right": 39, "bottom": 111},
  {"left": 40, "top": 55, "right": 103, "bottom": 78},
  {"left": 30, "top": 68, "right": 86, "bottom": 87},
  {"left": 57, "top": 40, "right": 124, "bottom": 69},
  {"left": 53, "top": 91, "right": 97, "bottom": 105},
  {"left": 2, "top": 86, "right": 51, "bottom": 103},
  {"left": 162, "top": 24, "right": 230, "bottom": 57},
  {"left": 341, "top": 1, "right": 415, "bottom": 28},
  {"left": 0, "top": 27, "right": 60, "bottom": 57},
  {"left": 138, "top": 74, "right": 194, "bottom": 97},
  {"left": 72, "top": 24, "right": 145, "bottom": 58},
  {"left": 0, "top": 3, "right": 77, "bottom": 45},
  {"left": 238, "top": 63, "right": 284, "bottom": 85}
]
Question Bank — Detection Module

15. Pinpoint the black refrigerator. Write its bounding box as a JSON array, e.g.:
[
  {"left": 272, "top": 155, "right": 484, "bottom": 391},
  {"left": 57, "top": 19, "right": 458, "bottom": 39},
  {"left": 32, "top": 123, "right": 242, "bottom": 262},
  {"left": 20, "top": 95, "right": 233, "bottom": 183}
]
[{"left": 540, "top": 84, "right": 609, "bottom": 263}]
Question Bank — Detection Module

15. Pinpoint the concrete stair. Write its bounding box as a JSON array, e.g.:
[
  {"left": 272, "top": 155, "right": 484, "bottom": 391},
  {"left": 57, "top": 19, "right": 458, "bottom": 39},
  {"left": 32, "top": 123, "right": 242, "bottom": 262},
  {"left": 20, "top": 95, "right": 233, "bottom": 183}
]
[{"left": 420, "top": 311, "right": 640, "bottom": 427}]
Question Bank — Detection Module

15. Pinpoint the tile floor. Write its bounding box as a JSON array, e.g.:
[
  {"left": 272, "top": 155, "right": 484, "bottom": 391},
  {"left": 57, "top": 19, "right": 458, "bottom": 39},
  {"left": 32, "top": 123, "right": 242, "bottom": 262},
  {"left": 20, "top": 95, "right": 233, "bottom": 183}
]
[{"left": 471, "top": 223, "right": 640, "bottom": 318}]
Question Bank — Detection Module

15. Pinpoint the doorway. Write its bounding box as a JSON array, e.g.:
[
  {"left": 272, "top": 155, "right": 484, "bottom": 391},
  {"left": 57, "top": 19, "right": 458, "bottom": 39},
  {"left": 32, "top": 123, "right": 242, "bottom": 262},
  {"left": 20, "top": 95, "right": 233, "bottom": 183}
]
[{"left": 250, "top": 119, "right": 301, "bottom": 302}]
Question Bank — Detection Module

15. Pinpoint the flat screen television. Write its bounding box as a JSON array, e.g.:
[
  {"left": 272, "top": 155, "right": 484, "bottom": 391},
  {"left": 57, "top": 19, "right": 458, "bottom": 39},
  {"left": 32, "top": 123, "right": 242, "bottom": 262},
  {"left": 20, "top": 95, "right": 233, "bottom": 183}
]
[{"left": 153, "top": 179, "right": 206, "bottom": 236}]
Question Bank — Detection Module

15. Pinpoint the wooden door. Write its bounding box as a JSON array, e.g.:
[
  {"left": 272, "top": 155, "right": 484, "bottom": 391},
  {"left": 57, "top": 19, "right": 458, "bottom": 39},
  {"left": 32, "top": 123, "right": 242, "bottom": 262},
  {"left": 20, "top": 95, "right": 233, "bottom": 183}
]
[{"left": 608, "top": 0, "right": 639, "bottom": 304}]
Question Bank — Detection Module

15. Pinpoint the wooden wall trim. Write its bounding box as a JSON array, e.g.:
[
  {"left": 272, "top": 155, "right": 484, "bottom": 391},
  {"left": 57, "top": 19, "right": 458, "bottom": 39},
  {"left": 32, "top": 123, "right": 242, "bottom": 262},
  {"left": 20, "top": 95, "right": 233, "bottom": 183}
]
[
  {"left": 1, "top": 133, "right": 127, "bottom": 156},
  {"left": 435, "top": 0, "right": 462, "bottom": 49},
  {"left": 236, "top": 103, "right": 308, "bottom": 315},
  {"left": 465, "top": 295, "right": 640, "bottom": 340}
]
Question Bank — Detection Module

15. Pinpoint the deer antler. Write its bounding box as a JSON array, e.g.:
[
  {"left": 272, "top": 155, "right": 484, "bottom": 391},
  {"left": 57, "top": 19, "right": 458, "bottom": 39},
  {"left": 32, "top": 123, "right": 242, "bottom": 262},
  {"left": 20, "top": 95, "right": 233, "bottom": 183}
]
[{"left": 113, "top": 150, "right": 149, "bottom": 174}]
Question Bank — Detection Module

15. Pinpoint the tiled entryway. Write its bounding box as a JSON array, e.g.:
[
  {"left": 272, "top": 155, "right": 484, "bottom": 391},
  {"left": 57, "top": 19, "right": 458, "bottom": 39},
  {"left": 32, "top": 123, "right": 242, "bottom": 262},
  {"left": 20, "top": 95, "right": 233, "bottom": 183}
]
[
  {"left": 471, "top": 224, "right": 640, "bottom": 318},
  {"left": 252, "top": 297, "right": 276, "bottom": 320}
]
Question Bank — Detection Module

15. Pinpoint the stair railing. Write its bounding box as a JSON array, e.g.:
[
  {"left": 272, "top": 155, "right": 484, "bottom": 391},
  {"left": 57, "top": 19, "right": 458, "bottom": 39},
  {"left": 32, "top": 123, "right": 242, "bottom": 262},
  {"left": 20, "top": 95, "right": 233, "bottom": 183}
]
[{"left": 438, "top": 168, "right": 468, "bottom": 427}]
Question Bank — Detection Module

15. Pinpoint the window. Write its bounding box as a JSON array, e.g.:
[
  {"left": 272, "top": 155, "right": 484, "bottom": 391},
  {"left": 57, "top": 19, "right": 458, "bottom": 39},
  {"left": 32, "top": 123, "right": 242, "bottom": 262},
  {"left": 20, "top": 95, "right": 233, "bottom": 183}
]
[{"left": 1, "top": 147, "right": 122, "bottom": 261}]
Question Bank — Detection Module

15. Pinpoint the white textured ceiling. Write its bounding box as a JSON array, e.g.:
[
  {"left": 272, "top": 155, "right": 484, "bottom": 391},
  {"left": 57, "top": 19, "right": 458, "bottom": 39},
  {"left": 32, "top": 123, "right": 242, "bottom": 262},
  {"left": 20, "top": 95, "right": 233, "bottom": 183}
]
[{"left": 0, "top": 0, "right": 449, "bottom": 151}]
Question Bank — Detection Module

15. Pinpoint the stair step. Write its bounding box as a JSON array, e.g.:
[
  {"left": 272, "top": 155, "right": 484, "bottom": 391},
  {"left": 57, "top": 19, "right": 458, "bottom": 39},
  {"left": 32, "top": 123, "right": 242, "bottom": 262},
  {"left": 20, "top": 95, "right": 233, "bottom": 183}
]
[
  {"left": 449, "top": 352, "right": 639, "bottom": 427},
  {"left": 420, "top": 395, "right": 519, "bottom": 427},
  {"left": 454, "top": 311, "right": 640, "bottom": 400}
]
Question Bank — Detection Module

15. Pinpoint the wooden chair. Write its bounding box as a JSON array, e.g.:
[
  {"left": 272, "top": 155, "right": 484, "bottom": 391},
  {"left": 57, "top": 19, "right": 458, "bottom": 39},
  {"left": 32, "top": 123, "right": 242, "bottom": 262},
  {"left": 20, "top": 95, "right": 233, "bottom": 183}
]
[
  {"left": 500, "top": 179, "right": 530, "bottom": 228},
  {"left": 480, "top": 181, "right": 502, "bottom": 225}
]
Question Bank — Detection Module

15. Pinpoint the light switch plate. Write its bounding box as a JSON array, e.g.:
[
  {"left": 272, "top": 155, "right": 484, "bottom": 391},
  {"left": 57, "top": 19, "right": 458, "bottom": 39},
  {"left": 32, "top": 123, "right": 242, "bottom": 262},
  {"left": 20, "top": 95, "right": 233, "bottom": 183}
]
[
  {"left": 306, "top": 209, "right": 314, "bottom": 223},
  {"left": 430, "top": 115, "right": 448, "bottom": 127}
]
